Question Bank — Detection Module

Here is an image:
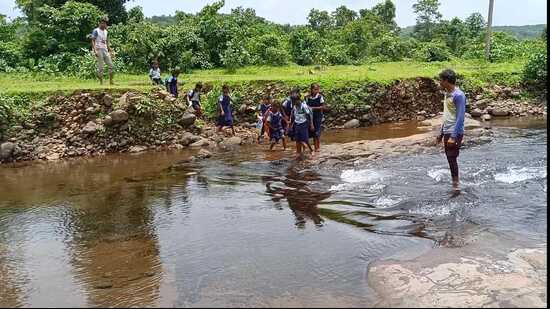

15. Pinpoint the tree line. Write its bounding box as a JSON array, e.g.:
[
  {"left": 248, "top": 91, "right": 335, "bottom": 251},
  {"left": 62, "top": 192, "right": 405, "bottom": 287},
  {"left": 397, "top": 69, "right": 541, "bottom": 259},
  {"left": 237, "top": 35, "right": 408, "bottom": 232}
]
[{"left": 0, "top": 0, "right": 546, "bottom": 82}]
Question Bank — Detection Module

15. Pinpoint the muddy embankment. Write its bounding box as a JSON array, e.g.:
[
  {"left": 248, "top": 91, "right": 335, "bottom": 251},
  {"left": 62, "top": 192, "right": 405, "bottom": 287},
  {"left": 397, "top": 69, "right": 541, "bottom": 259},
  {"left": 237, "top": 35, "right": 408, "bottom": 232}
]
[{"left": 0, "top": 78, "right": 546, "bottom": 164}]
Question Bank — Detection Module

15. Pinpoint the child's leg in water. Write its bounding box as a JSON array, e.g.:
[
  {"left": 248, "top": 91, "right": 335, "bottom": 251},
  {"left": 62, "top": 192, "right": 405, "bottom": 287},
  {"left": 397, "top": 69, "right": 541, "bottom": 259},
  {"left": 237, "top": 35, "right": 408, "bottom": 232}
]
[
  {"left": 282, "top": 137, "right": 287, "bottom": 150},
  {"left": 314, "top": 137, "right": 320, "bottom": 152}
]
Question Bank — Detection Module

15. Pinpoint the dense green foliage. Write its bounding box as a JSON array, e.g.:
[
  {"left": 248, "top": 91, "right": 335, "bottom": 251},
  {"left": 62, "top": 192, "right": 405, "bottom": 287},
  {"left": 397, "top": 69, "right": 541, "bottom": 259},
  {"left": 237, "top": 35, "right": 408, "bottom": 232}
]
[{"left": 0, "top": 0, "right": 546, "bottom": 81}]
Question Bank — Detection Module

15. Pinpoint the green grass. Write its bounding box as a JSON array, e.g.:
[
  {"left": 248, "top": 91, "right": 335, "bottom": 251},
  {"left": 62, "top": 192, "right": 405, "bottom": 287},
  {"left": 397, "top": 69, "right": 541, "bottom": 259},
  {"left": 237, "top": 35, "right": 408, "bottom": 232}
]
[{"left": 0, "top": 60, "right": 526, "bottom": 95}]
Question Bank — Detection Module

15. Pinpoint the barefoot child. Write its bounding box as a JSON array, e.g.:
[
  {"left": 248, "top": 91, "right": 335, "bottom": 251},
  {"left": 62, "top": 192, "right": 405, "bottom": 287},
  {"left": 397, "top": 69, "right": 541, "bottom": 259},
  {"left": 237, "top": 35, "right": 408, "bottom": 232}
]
[
  {"left": 289, "top": 94, "right": 314, "bottom": 159},
  {"left": 165, "top": 68, "right": 180, "bottom": 98},
  {"left": 305, "top": 83, "right": 325, "bottom": 152},
  {"left": 256, "top": 95, "right": 272, "bottom": 144},
  {"left": 436, "top": 69, "right": 466, "bottom": 194},
  {"left": 266, "top": 103, "right": 287, "bottom": 150},
  {"left": 282, "top": 88, "right": 300, "bottom": 140},
  {"left": 217, "top": 85, "right": 235, "bottom": 136},
  {"left": 187, "top": 82, "right": 203, "bottom": 117}
]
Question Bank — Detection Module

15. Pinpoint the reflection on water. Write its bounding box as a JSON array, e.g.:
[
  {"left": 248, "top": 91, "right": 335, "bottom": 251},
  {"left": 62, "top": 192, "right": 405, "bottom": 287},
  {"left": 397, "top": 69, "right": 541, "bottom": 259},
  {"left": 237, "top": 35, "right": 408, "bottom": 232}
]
[
  {"left": 263, "top": 168, "right": 330, "bottom": 228},
  {"left": 0, "top": 120, "right": 546, "bottom": 307}
]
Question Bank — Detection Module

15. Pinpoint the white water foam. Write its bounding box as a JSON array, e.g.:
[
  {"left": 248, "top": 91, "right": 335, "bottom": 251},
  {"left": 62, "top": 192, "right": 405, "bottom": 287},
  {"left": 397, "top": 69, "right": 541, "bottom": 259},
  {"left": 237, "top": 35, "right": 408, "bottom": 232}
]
[
  {"left": 340, "top": 169, "right": 385, "bottom": 183},
  {"left": 494, "top": 167, "right": 547, "bottom": 184},
  {"left": 374, "top": 196, "right": 401, "bottom": 207},
  {"left": 427, "top": 168, "right": 451, "bottom": 182},
  {"left": 330, "top": 169, "right": 386, "bottom": 192}
]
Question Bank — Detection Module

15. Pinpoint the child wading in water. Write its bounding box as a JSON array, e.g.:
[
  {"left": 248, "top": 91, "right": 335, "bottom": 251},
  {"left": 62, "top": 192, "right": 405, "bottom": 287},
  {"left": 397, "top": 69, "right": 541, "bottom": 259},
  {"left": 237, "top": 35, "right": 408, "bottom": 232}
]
[
  {"left": 256, "top": 95, "right": 272, "bottom": 144},
  {"left": 217, "top": 85, "right": 235, "bottom": 136},
  {"left": 437, "top": 69, "right": 466, "bottom": 195},
  {"left": 149, "top": 60, "right": 162, "bottom": 85},
  {"left": 305, "top": 83, "right": 326, "bottom": 152},
  {"left": 289, "top": 94, "right": 314, "bottom": 160},
  {"left": 266, "top": 103, "right": 287, "bottom": 150},
  {"left": 281, "top": 88, "right": 300, "bottom": 140},
  {"left": 187, "top": 82, "right": 203, "bottom": 117}
]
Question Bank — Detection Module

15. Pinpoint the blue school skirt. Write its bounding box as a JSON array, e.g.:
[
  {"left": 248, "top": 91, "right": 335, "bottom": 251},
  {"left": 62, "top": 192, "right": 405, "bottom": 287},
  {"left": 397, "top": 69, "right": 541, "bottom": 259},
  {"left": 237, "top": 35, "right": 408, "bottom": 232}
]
[
  {"left": 310, "top": 113, "right": 323, "bottom": 138},
  {"left": 294, "top": 122, "right": 309, "bottom": 143},
  {"left": 217, "top": 114, "right": 233, "bottom": 127},
  {"left": 270, "top": 128, "right": 284, "bottom": 142}
]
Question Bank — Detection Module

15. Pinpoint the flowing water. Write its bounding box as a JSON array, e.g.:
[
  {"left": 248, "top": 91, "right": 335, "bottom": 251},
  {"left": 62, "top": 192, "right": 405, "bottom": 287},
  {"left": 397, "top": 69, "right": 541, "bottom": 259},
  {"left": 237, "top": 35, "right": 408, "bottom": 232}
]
[{"left": 0, "top": 118, "right": 546, "bottom": 307}]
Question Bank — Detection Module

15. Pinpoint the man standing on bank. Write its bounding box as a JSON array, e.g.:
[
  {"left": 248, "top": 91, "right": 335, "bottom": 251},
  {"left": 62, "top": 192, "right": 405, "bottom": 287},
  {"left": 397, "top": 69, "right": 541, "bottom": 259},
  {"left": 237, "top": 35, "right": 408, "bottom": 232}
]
[
  {"left": 437, "top": 69, "right": 466, "bottom": 194},
  {"left": 91, "top": 16, "right": 114, "bottom": 85}
]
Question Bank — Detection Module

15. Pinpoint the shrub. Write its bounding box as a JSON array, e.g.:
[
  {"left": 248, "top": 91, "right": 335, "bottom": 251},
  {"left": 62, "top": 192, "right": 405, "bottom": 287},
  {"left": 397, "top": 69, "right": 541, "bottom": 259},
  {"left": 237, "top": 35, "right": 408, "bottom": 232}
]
[
  {"left": 413, "top": 41, "right": 451, "bottom": 62},
  {"left": 523, "top": 47, "right": 547, "bottom": 95}
]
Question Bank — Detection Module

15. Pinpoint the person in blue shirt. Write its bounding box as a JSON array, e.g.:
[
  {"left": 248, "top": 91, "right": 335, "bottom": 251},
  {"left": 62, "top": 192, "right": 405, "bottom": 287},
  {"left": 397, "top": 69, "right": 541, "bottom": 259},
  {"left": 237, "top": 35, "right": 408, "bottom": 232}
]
[
  {"left": 217, "top": 85, "right": 235, "bottom": 136},
  {"left": 305, "top": 83, "right": 326, "bottom": 152},
  {"left": 165, "top": 68, "right": 180, "bottom": 98},
  {"left": 436, "top": 69, "right": 466, "bottom": 194}
]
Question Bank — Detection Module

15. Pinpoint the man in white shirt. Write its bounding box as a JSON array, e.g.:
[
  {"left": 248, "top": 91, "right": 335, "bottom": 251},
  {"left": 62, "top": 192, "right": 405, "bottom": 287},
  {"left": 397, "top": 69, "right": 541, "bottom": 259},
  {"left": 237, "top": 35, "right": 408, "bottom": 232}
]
[{"left": 91, "top": 17, "right": 114, "bottom": 85}]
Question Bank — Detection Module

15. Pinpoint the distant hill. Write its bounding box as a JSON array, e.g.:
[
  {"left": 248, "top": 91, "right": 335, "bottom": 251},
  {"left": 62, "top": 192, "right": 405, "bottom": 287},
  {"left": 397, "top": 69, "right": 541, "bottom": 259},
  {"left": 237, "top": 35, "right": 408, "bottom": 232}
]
[{"left": 399, "top": 24, "right": 547, "bottom": 40}]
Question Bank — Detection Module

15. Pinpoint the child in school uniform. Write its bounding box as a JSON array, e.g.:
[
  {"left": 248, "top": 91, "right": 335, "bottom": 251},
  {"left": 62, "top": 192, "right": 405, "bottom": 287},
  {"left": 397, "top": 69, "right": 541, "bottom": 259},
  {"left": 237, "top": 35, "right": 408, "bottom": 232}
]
[
  {"left": 266, "top": 102, "right": 287, "bottom": 150},
  {"left": 305, "top": 83, "right": 326, "bottom": 152},
  {"left": 281, "top": 88, "right": 300, "bottom": 140},
  {"left": 217, "top": 85, "right": 235, "bottom": 136},
  {"left": 186, "top": 82, "right": 203, "bottom": 117},
  {"left": 165, "top": 68, "right": 180, "bottom": 98},
  {"left": 149, "top": 61, "right": 162, "bottom": 85},
  {"left": 256, "top": 95, "right": 272, "bottom": 144},
  {"left": 289, "top": 94, "right": 314, "bottom": 160}
]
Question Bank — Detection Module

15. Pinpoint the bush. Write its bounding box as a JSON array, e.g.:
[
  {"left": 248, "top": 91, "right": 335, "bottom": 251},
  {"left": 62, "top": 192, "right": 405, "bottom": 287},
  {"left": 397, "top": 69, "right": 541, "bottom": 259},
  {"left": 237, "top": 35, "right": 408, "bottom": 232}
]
[
  {"left": 523, "top": 47, "right": 547, "bottom": 95},
  {"left": 413, "top": 41, "right": 451, "bottom": 62},
  {"left": 221, "top": 41, "right": 251, "bottom": 73},
  {"left": 324, "top": 44, "right": 351, "bottom": 65}
]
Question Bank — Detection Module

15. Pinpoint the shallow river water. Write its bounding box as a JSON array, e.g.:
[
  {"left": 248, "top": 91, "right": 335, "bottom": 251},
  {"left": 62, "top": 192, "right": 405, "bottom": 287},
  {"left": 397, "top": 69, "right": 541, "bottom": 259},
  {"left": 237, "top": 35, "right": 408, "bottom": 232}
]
[{"left": 0, "top": 118, "right": 547, "bottom": 307}]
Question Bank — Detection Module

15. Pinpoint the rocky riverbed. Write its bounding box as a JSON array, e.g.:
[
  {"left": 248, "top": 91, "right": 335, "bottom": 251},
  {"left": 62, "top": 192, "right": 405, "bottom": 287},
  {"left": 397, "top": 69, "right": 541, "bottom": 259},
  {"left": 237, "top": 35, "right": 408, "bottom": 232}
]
[
  {"left": 0, "top": 81, "right": 546, "bottom": 165},
  {"left": 368, "top": 232, "right": 547, "bottom": 308},
  {"left": 311, "top": 114, "right": 494, "bottom": 168},
  {"left": 0, "top": 89, "right": 258, "bottom": 164}
]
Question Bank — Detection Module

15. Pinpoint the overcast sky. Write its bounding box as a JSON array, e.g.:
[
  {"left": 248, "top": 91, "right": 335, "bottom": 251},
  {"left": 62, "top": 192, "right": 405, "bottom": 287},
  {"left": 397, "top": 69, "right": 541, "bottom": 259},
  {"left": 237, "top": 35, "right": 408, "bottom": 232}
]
[{"left": 1, "top": 0, "right": 547, "bottom": 26}]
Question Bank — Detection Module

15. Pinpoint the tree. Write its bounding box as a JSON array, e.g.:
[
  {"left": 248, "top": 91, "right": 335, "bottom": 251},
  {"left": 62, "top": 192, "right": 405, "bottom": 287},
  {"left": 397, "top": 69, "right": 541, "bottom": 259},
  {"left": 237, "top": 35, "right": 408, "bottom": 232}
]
[
  {"left": 307, "top": 9, "right": 333, "bottom": 33},
  {"left": 25, "top": 1, "right": 104, "bottom": 55},
  {"left": 464, "top": 13, "right": 486, "bottom": 38},
  {"left": 289, "top": 26, "right": 323, "bottom": 65},
  {"left": 542, "top": 26, "right": 547, "bottom": 42},
  {"left": 127, "top": 6, "right": 144, "bottom": 24},
  {"left": 412, "top": 0, "right": 442, "bottom": 41},
  {"left": 372, "top": 0, "right": 397, "bottom": 31},
  {"left": 16, "top": 0, "right": 129, "bottom": 24},
  {"left": 444, "top": 17, "right": 468, "bottom": 54},
  {"left": 332, "top": 6, "right": 357, "bottom": 28}
]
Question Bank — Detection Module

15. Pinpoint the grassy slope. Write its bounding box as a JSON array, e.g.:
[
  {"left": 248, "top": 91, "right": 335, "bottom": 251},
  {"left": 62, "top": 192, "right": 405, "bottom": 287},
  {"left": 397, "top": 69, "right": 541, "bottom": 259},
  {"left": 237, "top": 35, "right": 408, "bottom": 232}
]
[{"left": 0, "top": 60, "right": 525, "bottom": 95}]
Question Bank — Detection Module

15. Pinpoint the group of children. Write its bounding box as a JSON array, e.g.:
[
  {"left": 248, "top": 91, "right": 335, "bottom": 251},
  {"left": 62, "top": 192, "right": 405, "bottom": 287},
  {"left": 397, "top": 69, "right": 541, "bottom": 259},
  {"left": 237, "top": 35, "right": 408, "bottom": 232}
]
[
  {"left": 149, "top": 61, "right": 326, "bottom": 158},
  {"left": 256, "top": 83, "right": 327, "bottom": 158}
]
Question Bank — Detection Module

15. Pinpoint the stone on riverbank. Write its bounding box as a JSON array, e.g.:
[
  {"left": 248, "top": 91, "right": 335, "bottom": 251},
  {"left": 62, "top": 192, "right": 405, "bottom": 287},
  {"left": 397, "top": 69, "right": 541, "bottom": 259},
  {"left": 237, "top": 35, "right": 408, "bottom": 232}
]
[
  {"left": 0, "top": 142, "right": 16, "bottom": 161},
  {"left": 180, "top": 113, "right": 197, "bottom": 127},
  {"left": 343, "top": 119, "right": 361, "bottom": 129},
  {"left": 109, "top": 110, "right": 129, "bottom": 124}
]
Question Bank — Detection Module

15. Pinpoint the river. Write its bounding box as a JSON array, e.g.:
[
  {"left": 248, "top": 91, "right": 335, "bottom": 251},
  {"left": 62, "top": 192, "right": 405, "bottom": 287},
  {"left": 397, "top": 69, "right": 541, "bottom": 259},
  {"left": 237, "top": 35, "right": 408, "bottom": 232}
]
[{"left": 0, "top": 118, "right": 546, "bottom": 307}]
